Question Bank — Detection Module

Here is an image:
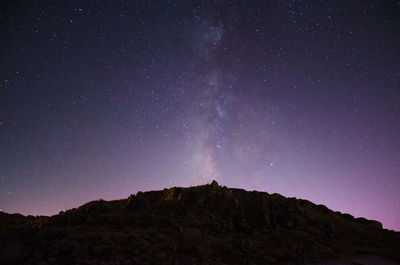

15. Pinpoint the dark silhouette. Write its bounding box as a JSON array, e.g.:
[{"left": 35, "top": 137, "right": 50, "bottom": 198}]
[{"left": 1, "top": 181, "right": 399, "bottom": 264}]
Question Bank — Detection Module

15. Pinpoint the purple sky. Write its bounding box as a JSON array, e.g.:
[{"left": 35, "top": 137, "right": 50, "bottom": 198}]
[{"left": 1, "top": 1, "right": 399, "bottom": 231}]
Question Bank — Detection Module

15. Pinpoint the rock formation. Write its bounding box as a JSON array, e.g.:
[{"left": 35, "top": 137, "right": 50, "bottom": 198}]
[{"left": 1, "top": 181, "right": 399, "bottom": 264}]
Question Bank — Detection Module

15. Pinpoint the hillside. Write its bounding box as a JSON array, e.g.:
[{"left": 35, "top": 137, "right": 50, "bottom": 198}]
[{"left": 1, "top": 181, "right": 399, "bottom": 264}]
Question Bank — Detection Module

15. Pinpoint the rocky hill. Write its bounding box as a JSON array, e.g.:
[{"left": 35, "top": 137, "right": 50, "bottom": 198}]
[{"left": 1, "top": 181, "right": 399, "bottom": 265}]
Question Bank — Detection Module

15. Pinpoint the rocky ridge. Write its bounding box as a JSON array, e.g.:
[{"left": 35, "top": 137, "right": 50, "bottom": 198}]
[{"left": 1, "top": 181, "right": 399, "bottom": 264}]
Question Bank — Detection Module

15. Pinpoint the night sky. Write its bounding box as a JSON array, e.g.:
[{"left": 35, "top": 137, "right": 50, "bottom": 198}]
[{"left": 1, "top": 1, "right": 400, "bottom": 230}]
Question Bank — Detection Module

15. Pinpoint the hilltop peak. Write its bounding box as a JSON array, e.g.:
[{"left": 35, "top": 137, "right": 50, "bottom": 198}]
[{"left": 0, "top": 183, "right": 399, "bottom": 264}]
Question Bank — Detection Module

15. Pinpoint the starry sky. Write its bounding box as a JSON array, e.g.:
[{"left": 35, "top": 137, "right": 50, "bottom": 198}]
[{"left": 1, "top": 1, "right": 400, "bottom": 230}]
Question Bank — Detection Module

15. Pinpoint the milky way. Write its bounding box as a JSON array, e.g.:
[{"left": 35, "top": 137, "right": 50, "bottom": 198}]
[{"left": 1, "top": 1, "right": 399, "bottom": 230}]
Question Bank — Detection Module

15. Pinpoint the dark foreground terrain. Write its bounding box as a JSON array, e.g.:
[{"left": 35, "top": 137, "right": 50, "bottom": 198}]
[{"left": 1, "top": 181, "right": 399, "bottom": 265}]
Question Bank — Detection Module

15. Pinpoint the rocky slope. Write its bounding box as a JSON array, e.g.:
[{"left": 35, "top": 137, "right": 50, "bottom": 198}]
[{"left": 1, "top": 181, "right": 399, "bottom": 265}]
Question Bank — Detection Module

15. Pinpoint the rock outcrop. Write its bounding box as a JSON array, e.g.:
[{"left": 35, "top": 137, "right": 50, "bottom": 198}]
[{"left": 1, "top": 181, "right": 399, "bottom": 264}]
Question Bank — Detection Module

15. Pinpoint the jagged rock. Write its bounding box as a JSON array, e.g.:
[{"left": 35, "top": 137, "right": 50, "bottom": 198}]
[{"left": 0, "top": 181, "right": 399, "bottom": 264}]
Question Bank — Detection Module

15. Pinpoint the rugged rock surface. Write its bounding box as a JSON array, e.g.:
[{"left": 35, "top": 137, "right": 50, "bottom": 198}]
[{"left": 1, "top": 181, "right": 399, "bottom": 264}]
